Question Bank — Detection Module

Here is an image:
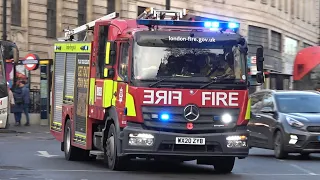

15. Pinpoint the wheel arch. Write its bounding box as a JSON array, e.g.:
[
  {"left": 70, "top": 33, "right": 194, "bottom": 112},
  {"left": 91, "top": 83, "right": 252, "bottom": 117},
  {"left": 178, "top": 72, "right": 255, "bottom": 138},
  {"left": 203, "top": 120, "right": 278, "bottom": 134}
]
[{"left": 102, "top": 106, "right": 121, "bottom": 154}]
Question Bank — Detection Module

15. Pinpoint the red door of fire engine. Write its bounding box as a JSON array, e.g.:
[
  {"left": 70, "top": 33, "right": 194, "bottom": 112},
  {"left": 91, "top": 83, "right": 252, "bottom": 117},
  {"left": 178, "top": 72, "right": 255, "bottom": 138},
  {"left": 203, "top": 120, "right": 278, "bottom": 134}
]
[{"left": 115, "top": 41, "right": 131, "bottom": 126}]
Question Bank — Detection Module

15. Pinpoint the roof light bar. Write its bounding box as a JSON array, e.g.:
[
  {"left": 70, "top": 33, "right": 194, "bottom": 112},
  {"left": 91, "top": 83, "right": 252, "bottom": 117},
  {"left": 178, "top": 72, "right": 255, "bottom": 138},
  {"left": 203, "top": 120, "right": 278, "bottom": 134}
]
[{"left": 136, "top": 19, "right": 240, "bottom": 31}]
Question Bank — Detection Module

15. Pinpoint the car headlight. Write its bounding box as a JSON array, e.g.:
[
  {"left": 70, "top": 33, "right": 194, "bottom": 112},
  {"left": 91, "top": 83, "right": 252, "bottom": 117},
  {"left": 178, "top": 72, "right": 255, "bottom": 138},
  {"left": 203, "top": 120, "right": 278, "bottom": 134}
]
[{"left": 285, "top": 116, "right": 305, "bottom": 128}]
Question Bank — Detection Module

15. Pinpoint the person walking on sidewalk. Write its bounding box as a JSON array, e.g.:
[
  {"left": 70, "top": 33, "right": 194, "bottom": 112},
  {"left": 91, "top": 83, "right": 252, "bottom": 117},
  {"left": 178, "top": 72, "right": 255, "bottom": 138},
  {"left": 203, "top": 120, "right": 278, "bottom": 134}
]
[{"left": 12, "top": 81, "right": 30, "bottom": 126}]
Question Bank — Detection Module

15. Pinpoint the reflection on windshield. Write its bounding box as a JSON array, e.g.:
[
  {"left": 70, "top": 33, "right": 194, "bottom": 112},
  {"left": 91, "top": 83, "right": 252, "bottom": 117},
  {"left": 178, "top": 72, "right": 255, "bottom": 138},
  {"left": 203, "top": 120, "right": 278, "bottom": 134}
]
[
  {"left": 276, "top": 95, "right": 320, "bottom": 113},
  {"left": 133, "top": 43, "right": 245, "bottom": 81}
]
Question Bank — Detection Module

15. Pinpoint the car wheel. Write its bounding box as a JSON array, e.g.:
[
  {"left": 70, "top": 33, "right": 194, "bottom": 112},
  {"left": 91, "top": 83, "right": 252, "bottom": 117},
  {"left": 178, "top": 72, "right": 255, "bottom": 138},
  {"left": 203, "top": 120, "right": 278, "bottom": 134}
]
[
  {"left": 274, "top": 131, "right": 288, "bottom": 159},
  {"left": 104, "top": 123, "right": 128, "bottom": 171},
  {"left": 213, "top": 157, "right": 235, "bottom": 174}
]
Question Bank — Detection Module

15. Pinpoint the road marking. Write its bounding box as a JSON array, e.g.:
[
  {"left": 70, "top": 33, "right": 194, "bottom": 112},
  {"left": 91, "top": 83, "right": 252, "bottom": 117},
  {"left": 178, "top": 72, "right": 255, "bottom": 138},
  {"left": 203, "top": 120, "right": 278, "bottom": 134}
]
[
  {"left": 290, "top": 164, "right": 317, "bottom": 175},
  {"left": 36, "top": 151, "right": 59, "bottom": 158}
]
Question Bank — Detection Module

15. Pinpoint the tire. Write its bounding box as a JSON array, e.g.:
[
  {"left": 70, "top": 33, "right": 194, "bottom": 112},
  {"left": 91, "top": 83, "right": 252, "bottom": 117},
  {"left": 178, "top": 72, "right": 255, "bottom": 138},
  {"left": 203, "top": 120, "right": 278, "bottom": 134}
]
[
  {"left": 64, "top": 120, "right": 89, "bottom": 161},
  {"left": 104, "top": 123, "right": 128, "bottom": 171},
  {"left": 213, "top": 157, "right": 235, "bottom": 174},
  {"left": 273, "top": 131, "right": 288, "bottom": 159}
]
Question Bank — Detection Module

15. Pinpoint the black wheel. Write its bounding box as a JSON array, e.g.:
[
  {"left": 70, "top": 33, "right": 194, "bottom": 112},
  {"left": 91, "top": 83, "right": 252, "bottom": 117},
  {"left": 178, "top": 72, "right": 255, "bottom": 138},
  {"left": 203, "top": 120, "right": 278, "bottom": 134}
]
[
  {"left": 213, "top": 157, "right": 235, "bottom": 174},
  {"left": 104, "top": 123, "right": 128, "bottom": 170},
  {"left": 64, "top": 120, "right": 89, "bottom": 161},
  {"left": 274, "top": 131, "right": 288, "bottom": 159}
]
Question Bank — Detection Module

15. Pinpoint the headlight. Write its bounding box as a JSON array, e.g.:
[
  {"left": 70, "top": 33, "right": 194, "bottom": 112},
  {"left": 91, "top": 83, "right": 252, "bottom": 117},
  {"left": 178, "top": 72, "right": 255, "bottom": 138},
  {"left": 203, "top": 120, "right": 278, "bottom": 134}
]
[
  {"left": 286, "top": 116, "right": 304, "bottom": 128},
  {"left": 221, "top": 113, "right": 232, "bottom": 123}
]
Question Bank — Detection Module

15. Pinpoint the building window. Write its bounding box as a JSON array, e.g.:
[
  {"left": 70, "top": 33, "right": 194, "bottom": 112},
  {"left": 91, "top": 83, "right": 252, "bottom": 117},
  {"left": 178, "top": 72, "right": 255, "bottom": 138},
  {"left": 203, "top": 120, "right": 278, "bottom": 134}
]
[
  {"left": 303, "top": 43, "right": 312, "bottom": 48},
  {"left": 78, "top": 0, "right": 87, "bottom": 40},
  {"left": 290, "top": 0, "right": 294, "bottom": 17},
  {"left": 271, "top": 31, "right": 281, "bottom": 51},
  {"left": 284, "top": 37, "right": 298, "bottom": 56},
  {"left": 137, "top": 6, "right": 147, "bottom": 16},
  {"left": 271, "top": 0, "right": 276, "bottom": 7},
  {"left": 11, "top": 0, "right": 21, "bottom": 26},
  {"left": 107, "top": 0, "right": 115, "bottom": 14},
  {"left": 47, "top": 0, "right": 57, "bottom": 38},
  {"left": 248, "top": 26, "right": 268, "bottom": 49}
]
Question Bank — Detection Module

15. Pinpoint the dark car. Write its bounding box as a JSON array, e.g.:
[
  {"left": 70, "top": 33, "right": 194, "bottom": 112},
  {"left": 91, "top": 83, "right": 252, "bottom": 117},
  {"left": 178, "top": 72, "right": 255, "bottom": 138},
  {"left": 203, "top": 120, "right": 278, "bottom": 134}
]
[{"left": 248, "top": 90, "right": 320, "bottom": 159}]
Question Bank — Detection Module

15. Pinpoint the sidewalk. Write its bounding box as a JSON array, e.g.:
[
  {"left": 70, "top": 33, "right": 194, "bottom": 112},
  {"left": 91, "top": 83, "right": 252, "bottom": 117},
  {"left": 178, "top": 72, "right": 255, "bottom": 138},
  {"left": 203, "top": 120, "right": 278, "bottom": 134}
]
[{"left": 0, "top": 124, "right": 50, "bottom": 134}]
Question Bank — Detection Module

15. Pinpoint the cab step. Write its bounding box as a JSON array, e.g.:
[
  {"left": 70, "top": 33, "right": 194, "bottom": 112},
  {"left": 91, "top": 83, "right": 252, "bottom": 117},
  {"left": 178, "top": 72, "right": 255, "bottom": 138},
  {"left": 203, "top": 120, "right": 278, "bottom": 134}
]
[{"left": 90, "top": 150, "right": 104, "bottom": 159}]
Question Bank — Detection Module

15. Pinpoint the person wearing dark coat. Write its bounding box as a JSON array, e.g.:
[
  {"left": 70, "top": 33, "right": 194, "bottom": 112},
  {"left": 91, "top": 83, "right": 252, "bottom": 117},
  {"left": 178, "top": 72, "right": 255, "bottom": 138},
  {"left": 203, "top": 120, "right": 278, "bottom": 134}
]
[
  {"left": 12, "top": 84, "right": 24, "bottom": 126},
  {"left": 12, "top": 81, "right": 30, "bottom": 126}
]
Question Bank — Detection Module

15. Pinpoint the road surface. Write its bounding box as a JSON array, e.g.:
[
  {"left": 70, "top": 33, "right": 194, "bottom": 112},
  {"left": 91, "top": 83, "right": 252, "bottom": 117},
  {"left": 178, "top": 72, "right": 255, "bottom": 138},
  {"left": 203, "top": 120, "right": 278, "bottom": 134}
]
[{"left": 1, "top": 128, "right": 320, "bottom": 180}]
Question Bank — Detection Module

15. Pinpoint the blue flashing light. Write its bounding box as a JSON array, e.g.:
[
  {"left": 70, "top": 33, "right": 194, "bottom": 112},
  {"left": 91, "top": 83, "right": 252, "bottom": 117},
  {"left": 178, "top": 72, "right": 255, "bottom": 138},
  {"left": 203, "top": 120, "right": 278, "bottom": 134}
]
[
  {"left": 160, "top": 113, "right": 170, "bottom": 121},
  {"left": 136, "top": 19, "right": 240, "bottom": 31},
  {"left": 228, "top": 22, "right": 239, "bottom": 29}
]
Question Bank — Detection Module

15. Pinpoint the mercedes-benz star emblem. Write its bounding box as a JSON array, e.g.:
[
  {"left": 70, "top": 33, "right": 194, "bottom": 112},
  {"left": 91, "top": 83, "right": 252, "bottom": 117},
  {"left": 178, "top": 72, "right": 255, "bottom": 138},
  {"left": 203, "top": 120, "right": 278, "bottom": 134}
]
[{"left": 183, "top": 104, "right": 200, "bottom": 122}]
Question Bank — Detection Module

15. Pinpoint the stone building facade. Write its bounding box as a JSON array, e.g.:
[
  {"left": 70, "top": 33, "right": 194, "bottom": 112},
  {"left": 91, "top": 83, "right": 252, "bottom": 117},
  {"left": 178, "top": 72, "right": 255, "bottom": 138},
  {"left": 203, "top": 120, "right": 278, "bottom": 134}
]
[{"left": 0, "top": 0, "right": 319, "bottom": 79}]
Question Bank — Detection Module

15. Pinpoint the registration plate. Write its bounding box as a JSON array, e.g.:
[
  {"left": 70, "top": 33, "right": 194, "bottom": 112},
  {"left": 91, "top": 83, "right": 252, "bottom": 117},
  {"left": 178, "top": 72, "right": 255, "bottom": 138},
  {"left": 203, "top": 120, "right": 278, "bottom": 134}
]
[{"left": 175, "top": 137, "right": 205, "bottom": 145}]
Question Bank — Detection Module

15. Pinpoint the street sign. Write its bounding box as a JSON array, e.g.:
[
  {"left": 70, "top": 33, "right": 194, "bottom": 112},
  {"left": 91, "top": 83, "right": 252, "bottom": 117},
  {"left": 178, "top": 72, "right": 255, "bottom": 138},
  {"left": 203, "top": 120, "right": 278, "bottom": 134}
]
[{"left": 24, "top": 53, "right": 39, "bottom": 71}]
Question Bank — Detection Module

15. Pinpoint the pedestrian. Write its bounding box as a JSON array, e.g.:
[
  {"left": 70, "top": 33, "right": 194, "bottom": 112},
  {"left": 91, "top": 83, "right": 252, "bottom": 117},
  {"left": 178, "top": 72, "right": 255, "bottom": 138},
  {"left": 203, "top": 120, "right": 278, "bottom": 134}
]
[
  {"left": 21, "top": 80, "right": 30, "bottom": 126},
  {"left": 12, "top": 81, "right": 30, "bottom": 126},
  {"left": 12, "top": 81, "right": 24, "bottom": 126}
]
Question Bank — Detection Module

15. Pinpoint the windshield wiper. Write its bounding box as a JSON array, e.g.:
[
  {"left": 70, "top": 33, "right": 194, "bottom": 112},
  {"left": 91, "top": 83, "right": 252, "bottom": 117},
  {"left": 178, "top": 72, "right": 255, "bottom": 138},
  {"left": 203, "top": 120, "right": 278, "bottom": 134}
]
[
  {"left": 149, "top": 76, "right": 177, "bottom": 87},
  {"left": 199, "top": 75, "right": 234, "bottom": 89}
]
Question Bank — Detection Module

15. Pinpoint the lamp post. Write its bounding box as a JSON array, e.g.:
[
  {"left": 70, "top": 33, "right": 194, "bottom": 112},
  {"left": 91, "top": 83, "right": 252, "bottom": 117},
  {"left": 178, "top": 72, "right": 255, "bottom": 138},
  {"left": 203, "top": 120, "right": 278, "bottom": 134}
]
[{"left": 2, "top": 0, "right": 7, "bottom": 40}]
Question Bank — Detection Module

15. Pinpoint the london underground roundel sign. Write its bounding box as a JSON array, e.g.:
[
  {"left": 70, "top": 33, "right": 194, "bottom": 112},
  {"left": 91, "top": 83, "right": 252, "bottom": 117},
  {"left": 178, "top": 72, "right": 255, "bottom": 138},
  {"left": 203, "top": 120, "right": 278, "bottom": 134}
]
[{"left": 23, "top": 53, "right": 39, "bottom": 71}]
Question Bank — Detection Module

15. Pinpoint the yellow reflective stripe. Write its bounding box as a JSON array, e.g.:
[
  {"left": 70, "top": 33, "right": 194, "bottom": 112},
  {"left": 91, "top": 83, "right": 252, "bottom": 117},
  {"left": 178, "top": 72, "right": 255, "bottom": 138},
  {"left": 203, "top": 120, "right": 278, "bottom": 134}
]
[
  {"left": 245, "top": 98, "right": 251, "bottom": 120},
  {"left": 104, "top": 68, "right": 108, "bottom": 78},
  {"left": 54, "top": 43, "right": 91, "bottom": 53},
  {"left": 105, "top": 42, "right": 110, "bottom": 64},
  {"left": 102, "top": 80, "right": 113, "bottom": 108},
  {"left": 89, "top": 78, "right": 95, "bottom": 105},
  {"left": 112, "top": 82, "right": 118, "bottom": 106},
  {"left": 125, "top": 85, "right": 136, "bottom": 116},
  {"left": 75, "top": 133, "right": 86, "bottom": 138}
]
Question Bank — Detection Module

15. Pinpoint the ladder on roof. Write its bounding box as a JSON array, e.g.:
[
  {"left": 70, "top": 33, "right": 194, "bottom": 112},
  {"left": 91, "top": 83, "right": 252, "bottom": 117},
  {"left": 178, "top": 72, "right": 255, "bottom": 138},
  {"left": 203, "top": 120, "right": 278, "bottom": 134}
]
[
  {"left": 57, "top": 12, "right": 119, "bottom": 41},
  {"left": 137, "top": 7, "right": 188, "bottom": 20},
  {"left": 57, "top": 7, "right": 189, "bottom": 41}
]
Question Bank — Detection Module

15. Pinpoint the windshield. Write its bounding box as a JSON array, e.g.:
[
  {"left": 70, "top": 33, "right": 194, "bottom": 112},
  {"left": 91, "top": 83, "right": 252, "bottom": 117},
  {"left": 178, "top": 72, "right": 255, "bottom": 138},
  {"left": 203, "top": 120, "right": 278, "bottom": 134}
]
[
  {"left": 133, "top": 32, "right": 247, "bottom": 83},
  {"left": 276, "top": 94, "right": 320, "bottom": 113}
]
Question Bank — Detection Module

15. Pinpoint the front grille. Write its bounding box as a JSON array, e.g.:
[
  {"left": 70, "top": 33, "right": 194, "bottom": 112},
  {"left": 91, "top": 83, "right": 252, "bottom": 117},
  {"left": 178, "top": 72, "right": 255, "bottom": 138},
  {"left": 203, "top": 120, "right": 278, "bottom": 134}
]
[
  {"left": 142, "top": 106, "right": 240, "bottom": 132},
  {"left": 305, "top": 142, "right": 320, "bottom": 149},
  {"left": 307, "top": 126, "right": 320, "bottom": 133},
  {"left": 158, "top": 142, "right": 222, "bottom": 152}
]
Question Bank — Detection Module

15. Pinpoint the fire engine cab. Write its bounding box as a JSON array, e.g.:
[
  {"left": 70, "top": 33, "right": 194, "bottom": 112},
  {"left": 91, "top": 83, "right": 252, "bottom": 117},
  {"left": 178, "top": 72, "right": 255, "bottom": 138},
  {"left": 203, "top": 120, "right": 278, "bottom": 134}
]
[{"left": 50, "top": 8, "right": 265, "bottom": 173}]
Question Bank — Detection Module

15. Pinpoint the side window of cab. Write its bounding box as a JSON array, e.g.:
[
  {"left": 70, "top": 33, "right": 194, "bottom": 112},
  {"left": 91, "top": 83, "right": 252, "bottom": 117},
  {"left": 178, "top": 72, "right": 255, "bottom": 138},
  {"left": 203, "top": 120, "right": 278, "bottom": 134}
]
[{"left": 118, "top": 42, "right": 129, "bottom": 81}]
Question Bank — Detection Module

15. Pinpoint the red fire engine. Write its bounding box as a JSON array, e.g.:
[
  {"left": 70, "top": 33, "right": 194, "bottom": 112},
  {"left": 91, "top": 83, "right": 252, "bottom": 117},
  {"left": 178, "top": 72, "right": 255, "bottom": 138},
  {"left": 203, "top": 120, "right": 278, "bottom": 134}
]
[
  {"left": 293, "top": 46, "right": 320, "bottom": 91},
  {"left": 50, "top": 8, "right": 265, "bottom": 173}
]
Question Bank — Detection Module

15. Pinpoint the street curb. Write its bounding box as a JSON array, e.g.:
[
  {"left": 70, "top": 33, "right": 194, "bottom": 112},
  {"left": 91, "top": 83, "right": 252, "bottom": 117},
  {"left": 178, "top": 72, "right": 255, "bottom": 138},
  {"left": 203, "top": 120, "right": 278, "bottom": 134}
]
[{"left": 0, "top": 129, "right": 18, "bottom": 133}]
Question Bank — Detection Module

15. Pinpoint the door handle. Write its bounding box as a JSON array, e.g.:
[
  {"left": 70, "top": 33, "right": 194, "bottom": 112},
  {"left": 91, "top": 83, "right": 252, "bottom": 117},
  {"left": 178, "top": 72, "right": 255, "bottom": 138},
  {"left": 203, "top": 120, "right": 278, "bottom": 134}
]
[{"left": 256, "top": 115, "right": 261, "bottom": 118}]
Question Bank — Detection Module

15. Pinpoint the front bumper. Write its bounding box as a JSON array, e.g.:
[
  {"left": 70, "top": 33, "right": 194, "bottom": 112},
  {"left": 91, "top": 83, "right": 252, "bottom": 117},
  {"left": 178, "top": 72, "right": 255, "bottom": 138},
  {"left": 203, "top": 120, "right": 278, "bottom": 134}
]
[
  {"left": 120, "top": 123, "right": 249, "bottom": 158},
  {"left": 283, "top": 127, "right": 320, "bottom": 153}
]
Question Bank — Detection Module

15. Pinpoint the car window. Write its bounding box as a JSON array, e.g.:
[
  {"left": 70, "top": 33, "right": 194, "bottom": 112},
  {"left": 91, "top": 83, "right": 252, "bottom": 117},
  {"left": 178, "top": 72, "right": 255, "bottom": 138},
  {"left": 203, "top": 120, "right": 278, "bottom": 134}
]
[{"left": 262, "top": 93, "right": 274, "bottom": 109}]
